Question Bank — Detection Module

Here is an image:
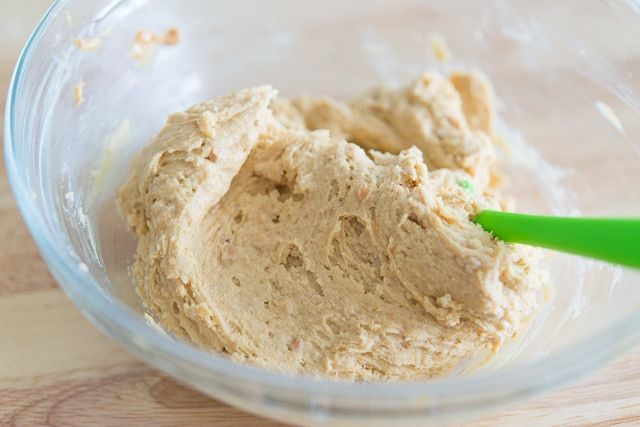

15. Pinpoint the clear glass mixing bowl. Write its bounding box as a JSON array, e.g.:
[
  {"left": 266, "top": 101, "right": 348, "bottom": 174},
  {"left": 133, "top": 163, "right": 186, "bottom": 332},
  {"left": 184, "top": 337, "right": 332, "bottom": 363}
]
[{"left": 6, "top": 0, "right": 640, "bottom": 425}]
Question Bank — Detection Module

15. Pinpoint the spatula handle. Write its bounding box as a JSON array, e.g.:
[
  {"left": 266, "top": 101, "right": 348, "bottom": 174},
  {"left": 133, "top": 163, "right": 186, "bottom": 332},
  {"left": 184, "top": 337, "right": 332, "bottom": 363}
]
[{"left": 474, "top": 210, "right": 640, "bottom": 268}]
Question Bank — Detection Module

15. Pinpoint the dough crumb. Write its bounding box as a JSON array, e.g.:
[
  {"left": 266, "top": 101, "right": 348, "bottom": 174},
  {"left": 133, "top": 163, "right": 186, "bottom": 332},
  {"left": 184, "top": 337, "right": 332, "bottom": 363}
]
[
  {"left": 73, "top": 80, "right": 85, "bottom": 106},
  {"left": 162, "top": 27, "right": 181, "bottom": 45},
  {"left": 132, "top": 27, "right": 181, "bottom": 62},
  {"left": 429, "top": 33, "right": 452, "bottom": 63},
  {"left": 74, "top": 37, "right": 101, "bottom": 52}
]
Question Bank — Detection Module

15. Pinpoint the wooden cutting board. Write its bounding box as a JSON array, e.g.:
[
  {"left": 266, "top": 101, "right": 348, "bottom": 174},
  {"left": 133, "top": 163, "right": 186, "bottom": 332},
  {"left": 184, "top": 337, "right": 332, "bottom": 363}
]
[{"left": 1, "top": 2, "right": 639, "bottom": 426}]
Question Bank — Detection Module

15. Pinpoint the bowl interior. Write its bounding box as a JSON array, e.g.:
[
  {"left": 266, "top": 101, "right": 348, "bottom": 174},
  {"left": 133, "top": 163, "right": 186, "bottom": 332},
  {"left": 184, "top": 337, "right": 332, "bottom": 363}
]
[{"left": 8, "top": 0, "right": 640, "bottom": 423}]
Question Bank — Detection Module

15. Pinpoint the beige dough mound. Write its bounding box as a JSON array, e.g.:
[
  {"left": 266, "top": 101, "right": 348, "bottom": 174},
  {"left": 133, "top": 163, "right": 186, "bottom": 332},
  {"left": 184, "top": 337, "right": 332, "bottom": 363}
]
[
  {"left": 119, "top": 77, "right": 545, "bottom": 381},
  {"left": 272, "top": 71, "right": 498, "bottom": 191}
]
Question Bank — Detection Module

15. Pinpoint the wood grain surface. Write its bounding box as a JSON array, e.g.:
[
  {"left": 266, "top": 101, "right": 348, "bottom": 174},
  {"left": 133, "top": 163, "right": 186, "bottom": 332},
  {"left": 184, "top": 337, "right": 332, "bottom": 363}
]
[{"left": 1, "top": 2, "right": 639, "bottom": 426}]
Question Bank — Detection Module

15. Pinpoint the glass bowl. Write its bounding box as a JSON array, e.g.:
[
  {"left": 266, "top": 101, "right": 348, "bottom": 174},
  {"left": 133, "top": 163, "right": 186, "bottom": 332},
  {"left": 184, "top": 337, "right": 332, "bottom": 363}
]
[{"left": 5, "top": 0, "right": 640, "bottom": 425}]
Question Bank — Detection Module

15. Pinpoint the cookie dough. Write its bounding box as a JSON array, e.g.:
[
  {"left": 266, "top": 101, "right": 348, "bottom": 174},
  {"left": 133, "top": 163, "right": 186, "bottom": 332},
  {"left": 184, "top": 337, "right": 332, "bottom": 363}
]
[
  {"left": 272, "top": 71, "right": 497, "bottom": 191},
  {"left": 119, "top": 73, "right": 546, "bottom": 381}
]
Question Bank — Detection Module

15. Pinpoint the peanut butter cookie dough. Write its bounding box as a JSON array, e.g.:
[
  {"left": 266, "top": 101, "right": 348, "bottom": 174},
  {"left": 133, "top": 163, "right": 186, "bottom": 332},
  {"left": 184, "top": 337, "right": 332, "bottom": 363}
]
[{"left": 119, "top": 73, "right": 546, "bottom": 381}]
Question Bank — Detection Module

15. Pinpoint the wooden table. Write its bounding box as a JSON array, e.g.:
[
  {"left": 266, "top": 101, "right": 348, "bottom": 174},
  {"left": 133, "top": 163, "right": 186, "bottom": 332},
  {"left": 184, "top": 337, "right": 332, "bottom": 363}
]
[{"left": 1, "top": 2, "right": 639, "bottom": 426}]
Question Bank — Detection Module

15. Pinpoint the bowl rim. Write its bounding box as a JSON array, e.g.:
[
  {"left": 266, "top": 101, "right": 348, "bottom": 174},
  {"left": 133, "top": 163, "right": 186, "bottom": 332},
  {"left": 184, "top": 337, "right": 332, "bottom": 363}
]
[{"left": 5, "top": 0, "right": 640, "bottom": 416}]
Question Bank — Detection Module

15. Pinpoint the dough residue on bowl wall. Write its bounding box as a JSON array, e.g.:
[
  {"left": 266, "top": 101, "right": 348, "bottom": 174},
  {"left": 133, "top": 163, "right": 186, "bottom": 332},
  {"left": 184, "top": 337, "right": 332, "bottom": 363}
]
[
  {"left": 73, "top": 37, "right": 102, "bottom": 52},
  {"left": 73, "top": 80, "right": 85, "bottom": 106},
  {"left": 90, "top": 120, "right": 132, "bottom": 203},
  {"left": 131, "top": 27, "right": 181, "bottom": 63}
]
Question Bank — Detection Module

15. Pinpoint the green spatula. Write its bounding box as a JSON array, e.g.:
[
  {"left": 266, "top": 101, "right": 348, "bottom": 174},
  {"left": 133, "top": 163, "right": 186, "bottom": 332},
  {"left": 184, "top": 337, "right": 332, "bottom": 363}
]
[{"left": 473, "top": 211, "right": 640, "bottom": 269}]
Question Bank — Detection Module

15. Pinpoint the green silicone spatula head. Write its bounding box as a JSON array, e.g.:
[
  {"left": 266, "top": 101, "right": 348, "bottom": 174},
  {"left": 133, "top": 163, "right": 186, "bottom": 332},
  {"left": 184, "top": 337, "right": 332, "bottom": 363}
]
[{"left": 473, "top": 210, "right": 640, "bottom": 269}]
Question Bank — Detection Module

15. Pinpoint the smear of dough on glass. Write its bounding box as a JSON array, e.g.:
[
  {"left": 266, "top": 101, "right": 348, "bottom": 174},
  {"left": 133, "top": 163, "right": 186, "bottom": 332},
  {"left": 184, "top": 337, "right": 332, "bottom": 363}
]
[
  {"left": 132, "top": 27, "right": 181, "bottom": 63},
  {"left": 73, "top": 80, "right": 85, "bottom": 106},
  {"left": 73, "top": 37, "right": 101, "bottom": 52}
]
